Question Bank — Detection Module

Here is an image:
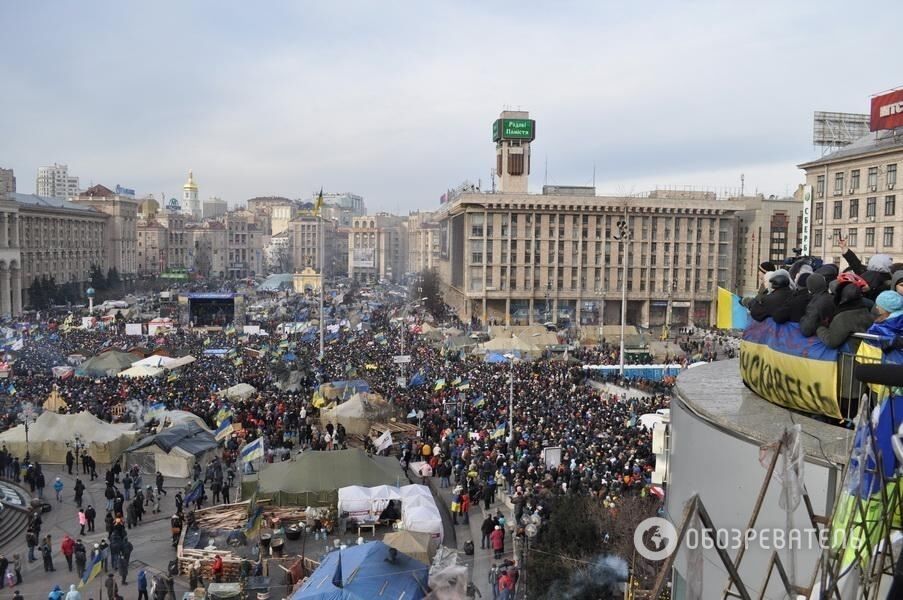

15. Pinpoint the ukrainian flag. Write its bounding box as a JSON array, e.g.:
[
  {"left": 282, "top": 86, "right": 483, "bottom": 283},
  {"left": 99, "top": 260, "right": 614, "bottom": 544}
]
[
  {"left": 214, "top": 417, "right": 234, "bottom": 441},
  {"left": 79, "top": 549, "right": 107, "bottom": 588},
  {"left": 241, "top": 436, "right": 264, "bottom": 463},
  {"left": 716, "top": 287, "right": 749, "bottom": 330},
  {"left": 491, "top": 422, "right": 507, "bottom": 440},
  {"left": 434, "top": 378, "right": 446, "bottom": 391},
  {"left": 245, "top": 506, "right": 264, "bottom": 538},
  {"left": 471, "top": 395, "right": 485, "bottom": 408},
  {"left": 215, "top": 406, "right": 233, "bottom": 425},
  {"left": 314, "top": 187, "right": 324, "bottom": 216}
]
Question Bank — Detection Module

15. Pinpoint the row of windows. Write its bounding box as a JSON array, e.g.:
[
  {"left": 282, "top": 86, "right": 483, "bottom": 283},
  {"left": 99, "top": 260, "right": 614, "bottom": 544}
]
[
  {"left": 816, "top": 164, "right": 898, "bottom": 197},
  {"left": 470, "top": 215, "right": 724, "bottom": 242},
  {"left": 467, "top": 265, "right": 720, "bottom": 293},
  {"left": 812, "top": 226, "right": 895, "bottom": 248},
  {"left": 814, "top": 196, "right": 896, "bottom": 220}
]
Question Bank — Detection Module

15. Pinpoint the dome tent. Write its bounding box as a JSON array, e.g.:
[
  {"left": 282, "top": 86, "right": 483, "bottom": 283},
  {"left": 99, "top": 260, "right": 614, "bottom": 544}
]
[{"left": 0, "top": 411, "right": 137, "bottom": 463}]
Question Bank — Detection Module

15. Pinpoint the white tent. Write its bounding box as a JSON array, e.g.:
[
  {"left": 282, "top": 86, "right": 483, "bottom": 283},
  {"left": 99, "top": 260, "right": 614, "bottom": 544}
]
[
  {"left": 402, "top": 504, "right": 443, "bottom": 542},
  {"left": 400, "top": 484, "right": 433, "bottom": 501},
  {"left": 118, "top": 365, "right": 164, "bottom": 378},
  {"left": 132, "top": 355, "right": 178, "bottom": 369},
  {"left": 0, "top": 411, "right": 137, "bottom": 464},
  {"left": 156, "top": 410, "right": 211, "bottom": 432},
  {"left": 337, "top": 484, "right": 402, "bottom": 523},
  {"left": 219, "top": 383, "right": 256, "bottom": 401}
]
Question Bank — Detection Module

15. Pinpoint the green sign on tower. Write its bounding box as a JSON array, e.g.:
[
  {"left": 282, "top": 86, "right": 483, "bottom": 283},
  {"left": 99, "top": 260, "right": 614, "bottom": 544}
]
[{"left": 492, "top": 118, "right": 536, "bottom": 142}]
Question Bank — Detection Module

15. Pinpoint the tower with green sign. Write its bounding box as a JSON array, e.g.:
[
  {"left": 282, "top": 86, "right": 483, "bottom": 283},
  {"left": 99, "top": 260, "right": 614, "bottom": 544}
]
[{"left": 493, "top": 110, "right": 535, "bottom": 193}]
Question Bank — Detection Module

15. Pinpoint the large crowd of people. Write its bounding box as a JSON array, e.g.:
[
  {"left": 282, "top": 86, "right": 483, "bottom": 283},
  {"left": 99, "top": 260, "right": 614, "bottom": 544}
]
[{"left": 0, "top": 283, "right": 712, "bottom": 598}]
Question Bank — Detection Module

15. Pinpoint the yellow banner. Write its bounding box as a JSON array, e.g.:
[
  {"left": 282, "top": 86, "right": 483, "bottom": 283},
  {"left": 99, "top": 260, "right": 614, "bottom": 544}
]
[{"left": 739, "top": 340, "right": 840, "bottom": 418}]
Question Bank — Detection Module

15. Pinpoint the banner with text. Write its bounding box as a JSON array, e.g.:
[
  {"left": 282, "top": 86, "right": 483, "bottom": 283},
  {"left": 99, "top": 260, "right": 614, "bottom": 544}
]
[{"left": 739, "top": 319, "right": 841, "bottom": 418}]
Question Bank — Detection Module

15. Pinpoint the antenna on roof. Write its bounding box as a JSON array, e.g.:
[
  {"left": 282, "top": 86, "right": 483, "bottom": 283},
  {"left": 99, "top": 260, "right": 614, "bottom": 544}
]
[
  {"left": 544, "top": 156, "right": 548, "bottom": 186},
  {"left": 593, "top": 162, "right": 596, "bottom": 189}
]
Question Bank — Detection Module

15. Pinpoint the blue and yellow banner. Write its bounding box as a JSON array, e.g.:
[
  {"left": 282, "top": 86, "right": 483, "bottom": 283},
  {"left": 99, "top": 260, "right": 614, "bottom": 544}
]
[
  {"left": 739, "top": 319, "right": 842, "bottom": 418},
  {"left": 717, "top": 287, "right": 749, "bottom": 330}
]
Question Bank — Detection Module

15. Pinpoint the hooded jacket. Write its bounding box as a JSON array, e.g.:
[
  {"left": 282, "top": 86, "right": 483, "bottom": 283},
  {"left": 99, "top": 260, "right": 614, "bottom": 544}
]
[
  {"left": 747, "top": 270, "right": 793, "bottom": 323},
  {"left": 842, "top": 249, "right": 892, "bottom": 300},
  {"left": 816, "top": 284, "right": 875, "bottom": 349},
  {"left": 800, "top": 274, "right": 834, "bottom": 336}
]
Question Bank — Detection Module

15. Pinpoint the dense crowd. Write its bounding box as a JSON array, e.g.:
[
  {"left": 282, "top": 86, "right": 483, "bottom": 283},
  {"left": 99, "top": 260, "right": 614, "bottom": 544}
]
[{"left": 0, "top": 286, "right": 701, "bottom": 598}]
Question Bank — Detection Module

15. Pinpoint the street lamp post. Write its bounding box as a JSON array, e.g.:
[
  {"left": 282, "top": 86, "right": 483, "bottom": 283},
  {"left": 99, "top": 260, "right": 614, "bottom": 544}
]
[
  {"left": 18, "top": 402, "right": 37, "bottom": 462},
  {"left": 613, "top": 214, "right": 631, "bottom": 376}
]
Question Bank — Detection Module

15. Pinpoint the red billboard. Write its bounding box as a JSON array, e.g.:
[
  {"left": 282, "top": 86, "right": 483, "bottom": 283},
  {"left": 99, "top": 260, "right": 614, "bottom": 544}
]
[{"left": 870, "top": 89, "right": 903, "bottom": 131}]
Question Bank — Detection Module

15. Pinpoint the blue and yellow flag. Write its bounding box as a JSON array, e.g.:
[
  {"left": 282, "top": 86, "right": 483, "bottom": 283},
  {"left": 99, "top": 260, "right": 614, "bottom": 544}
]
[
  {"left": 245, "top": 506, "right": 264, "bottom": 538},
  {"left": 716, "top": 287, "right": 749, "bottom": 330},
  {"left": 214, "top": 406, "right": 233, "bottom": 426},
  {"left": 79, "top": 548, "right": 106, "bottom": 588},
  {"left": 314, "top": 187, "right": 324, "bottom": 216},
  {"left": 434, "top": 378, "right": 446, "bottom": 391},
  {"left": 241, "top": 436, "right": 264, "bottom": 463},
  {"left": 214, "top": 417, "right": 234, "bottom": 441},
  {"left": 184, "top": 479, "right": 204, "bottom": 505},
  {"left": 471, "top": 394, "right": 485, "bottom": 408},
  {"left": 491, "top": 422, "right": 506, "bottom": 440}
]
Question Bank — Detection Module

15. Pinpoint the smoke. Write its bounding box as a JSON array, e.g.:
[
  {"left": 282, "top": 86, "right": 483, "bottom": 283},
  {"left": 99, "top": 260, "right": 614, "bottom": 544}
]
[
  {"left": 546, "top": 554, "right": 629, "bottom": 600},
  {"left": 125, "top": 399, "right": 149, "bottom": 425}
]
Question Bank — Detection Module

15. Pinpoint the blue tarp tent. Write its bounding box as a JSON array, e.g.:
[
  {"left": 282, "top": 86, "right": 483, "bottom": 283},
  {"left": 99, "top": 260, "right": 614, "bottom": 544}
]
[{"left": 291, "top": 541, "right": 428, "bottom": 600}]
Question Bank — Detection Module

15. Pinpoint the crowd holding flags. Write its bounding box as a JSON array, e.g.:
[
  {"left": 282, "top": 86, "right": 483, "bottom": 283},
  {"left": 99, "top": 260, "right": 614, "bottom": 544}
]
[
  {"left": 184, "top": 479, "right": 204, "bottom": 505},
  {"left": 491, "top": 422, "right": 507, "bottom": 440}
]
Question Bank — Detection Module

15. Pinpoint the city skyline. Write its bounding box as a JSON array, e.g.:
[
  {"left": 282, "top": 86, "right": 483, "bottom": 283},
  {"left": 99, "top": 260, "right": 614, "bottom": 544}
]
[{"left": 2, "top": 1, "right": 902, "bottom": 211}]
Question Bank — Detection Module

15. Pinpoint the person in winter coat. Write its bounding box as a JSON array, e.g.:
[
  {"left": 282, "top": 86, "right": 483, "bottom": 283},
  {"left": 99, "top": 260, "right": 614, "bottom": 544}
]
[
  {"left": 786, "top": 271, "right": 813, "bottom": 322},
  {"left": 74, "top": 478, "right": 85, "bottom": 508},
  {"left": 47, "top": 585, "right": 64, "bottom": 600},
  {"left": 817, "top": 274, "right": 874, "bottom": 349},
  {"left": 840, "top": 238, "right": 892, "bottom": 300},
  {"left": 60, "top": 534, "right": 75, "bottom": 571},
  {"left": 490, "top": 525, "right": 505, "bottom": 560},
  {"left": 85, "top": 505, "right": 96, "bottom": 532},
  {"left": 745, "top": 269, "right": 793, "bottom": 323},
  {"left": 53, "top": 477, "right": 63, "bottom": 502},
  {"left": 137, "top": 570, "right": 149, "bottom": 600},
  {"left": 74, "top": 540, "right": 87, "bottom": 577},
  {"left": 63, "top": 584, "right": 81, "bottom": 600},
  {"left": 481, "top": 515, "right": 494, "bottom": 549},
  {"left": 104, "top": 573, "right": 118, "bottom": 600},
  {"left": 800, "top": 274, "right": 835, "bottom": 336}
]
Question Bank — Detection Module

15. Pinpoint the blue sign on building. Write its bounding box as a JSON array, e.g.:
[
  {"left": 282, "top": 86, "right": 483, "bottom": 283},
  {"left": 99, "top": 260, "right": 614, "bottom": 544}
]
[
  {"left": 166, "top": 197, "right": 181, "bottom": 212},
  {"left": 115, "top": 184, "right": 136, "bottom": 197}
]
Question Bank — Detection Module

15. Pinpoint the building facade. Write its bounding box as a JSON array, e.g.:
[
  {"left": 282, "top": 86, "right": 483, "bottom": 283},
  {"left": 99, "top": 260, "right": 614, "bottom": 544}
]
[
  {"left": 289, "top": 214, "right": 337, "bottom": 275},
  {"left": 203, "top": 197, "right": 228, "bottom": 220},
  {"left": 408, "top": 210, "right": 440, "bottom": 274},
  {"left": 0, "top": 168, "right": 15, "bottom": 194},
  {"left": 157, "top": 211, "right": 191, "bottom": 271},
  {"left": 223, "top": 213, "right": 263, "bottom": 279},
  {"left": 35, "top": 163, "right": 79, "bottom": 200},
  {"left": 72, "top": 185, "right": 139, "bottom": 278},
  {"left": 12, "top": 193, "right": 106, "bottom": 309},
  {"left": 439, "top": 190, "right": 737, "bottom": 328},
  {"left": 348, "top": 214, "right": 408, "bottom": 284},
  {"left": 0, "top": 194, "right": 21, "bottom": 316},
  {"left": 732, "top": 194, "right": 805, "bottom": 296},
  {"left": 799, "top": 129, "right": 903, "bottom": 265},
  {"left": 189, "top": 221, "right": 227, "bottom": 279},
  {"left": 136, "top": 219, "right": 167, "bottom": 275}
]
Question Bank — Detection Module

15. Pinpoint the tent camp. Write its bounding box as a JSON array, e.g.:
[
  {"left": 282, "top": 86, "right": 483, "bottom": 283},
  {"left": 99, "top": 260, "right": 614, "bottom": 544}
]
[
  {"left": 245, "top": 449, "right": 407, "bottom": 507},
  {"left": 478, "top": 334, "right": 541, "bottom": 359},
  {"left": 0, "top": 411, "right": 137, "bottom": 463},
  {"left": 318, "top": 380, "right": 370, "bottom": 401},
  {"left": 43, "top": 388, "right": 68, "bottom": 412},
  {"left": 118, "top": 365, "right": 164, "bottom": 378},
  {"left": 156, "top": 410, "right": 211, "bottom": 432},
  {"left": 219, "top": 383, "right": 256, "bottom": 401},
  {"left": 125, "top": 421, "right": 219, "bottom": 478},
  {"left": 383, "top": 530, "right": 438, "bottom": 565},
  {"left": 131, "top": 354, "right": 196, "bottom": 370},
  {"left": 75, "top": 351, "right": 137, "bottom": 377},
  {"left": 337, "top": 484, "right": 401, "bottom": 522},
  {"left": 319, "top": 393, "right": 395, "bottom": 437},
  {"left": 291, "top": 541, "right": 428, "bottom": 600}
]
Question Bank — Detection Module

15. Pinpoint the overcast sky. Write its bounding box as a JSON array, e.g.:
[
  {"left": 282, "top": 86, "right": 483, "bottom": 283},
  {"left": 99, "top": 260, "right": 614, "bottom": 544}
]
[{"left": 2, "top": 1, "right": 900, "bottom": 213}]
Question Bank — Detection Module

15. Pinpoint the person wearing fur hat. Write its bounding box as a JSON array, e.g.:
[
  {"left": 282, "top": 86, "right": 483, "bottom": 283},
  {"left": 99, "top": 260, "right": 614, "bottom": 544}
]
[{"left": 745, "top": 269, "right": 793, "bottom": 323}]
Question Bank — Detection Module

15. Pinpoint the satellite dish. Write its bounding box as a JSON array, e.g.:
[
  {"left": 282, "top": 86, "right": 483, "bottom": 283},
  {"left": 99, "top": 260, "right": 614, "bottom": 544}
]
[{"left": 525, "top": 523, "right": 538, "bottom": 538}]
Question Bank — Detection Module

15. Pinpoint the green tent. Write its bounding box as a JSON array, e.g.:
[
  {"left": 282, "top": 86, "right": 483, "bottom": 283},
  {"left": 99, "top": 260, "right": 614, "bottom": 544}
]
[
  {"left": 76, "top": 350, "right": 138, "bottom": 377},
  {"left": 242, "top": 449, "right": 408, "bottom": 507}
]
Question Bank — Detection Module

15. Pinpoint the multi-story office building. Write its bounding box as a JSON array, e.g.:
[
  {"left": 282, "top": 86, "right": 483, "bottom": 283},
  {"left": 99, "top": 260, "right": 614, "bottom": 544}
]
[
  {"left": 408, "top": 211, "right": 440, "bottom": 273},
  {"left": 35, "top": 163, "right": 79, "bottom": 200},
  {"left": 0, "top": 168, "right": 15, "bottom": 194},
  {"left": 72, "top": 185, "right": 139, "bottom": 278},
  {"left": 12, "top": 192, "right": 106, "bottom": 309},
  {"left": 799, "top": 129, "right": 903, "bottom": 263},
  {"left": 203, "top": 197, "right": 228, "bottom": 220},
  {"left": 136, "top": 219, "right": 167, "bottom": 276},
  {"left": 289, "top": 213, "right": 337, "bottom": 275},
  {"left": 348, "top": 214, "right": 408, "bottom": 284},
  {"left": 223, "top": 213, "right": 263, "bottom": 278},
  {"left": 0, "top": 193, "right": 22, "bottom": 316},
  {"left": 437, "top": 109, "right": 737, "bottom": 328},
  {"left": 189, "top": 221, "right": 227, "bottom": 279},
  {"left": 157, "top": 211, "right": 191, "bottom": 271},
  {"left": 732, "top": 193, "right": 805, "bottom": 296}
]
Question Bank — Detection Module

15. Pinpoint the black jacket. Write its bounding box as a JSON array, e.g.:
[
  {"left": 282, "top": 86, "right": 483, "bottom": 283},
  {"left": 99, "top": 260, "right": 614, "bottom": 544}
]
[
  {"left": 800, "top": 292, "right": 834, "bottom": 336},
  {"left": 747, "top": 287, "right": 793, "bottom": 323},
  {"left": 786, "top": 288, "right": 811, "bottom": 323},
  {"left": 816, "top": 303, "right": 874, "bottom": 348}
]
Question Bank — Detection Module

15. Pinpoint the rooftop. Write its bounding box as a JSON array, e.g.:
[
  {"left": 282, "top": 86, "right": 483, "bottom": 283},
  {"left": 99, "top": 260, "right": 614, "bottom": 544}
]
[
  {"left": 10, "top": 192, "right": 99, "bottom": 214},
  {"left": 798, "top": 129, "right": 903, "bottom": 168}
]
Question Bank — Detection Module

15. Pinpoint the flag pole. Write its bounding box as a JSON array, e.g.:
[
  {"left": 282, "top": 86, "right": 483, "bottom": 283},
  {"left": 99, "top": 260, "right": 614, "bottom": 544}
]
[{"left": 319, "top": 208, "right": 325, "bottom": 361}]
